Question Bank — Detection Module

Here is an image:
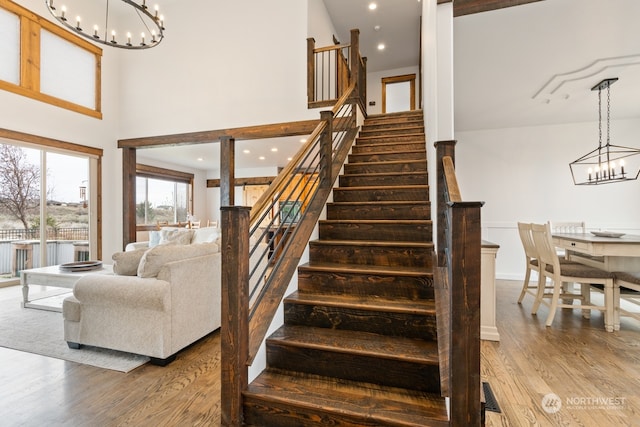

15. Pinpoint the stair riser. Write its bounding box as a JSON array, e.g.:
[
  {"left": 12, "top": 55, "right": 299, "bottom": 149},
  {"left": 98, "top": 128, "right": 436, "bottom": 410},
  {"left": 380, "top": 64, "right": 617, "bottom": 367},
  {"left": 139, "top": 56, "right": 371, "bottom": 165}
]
[
  {"left": 359, "top": 127, "right": 424, "bottom": 138},
  {"left": 297, "top": 268, "right": 435, "bottom": 300},
  {"left": 362, "top": 120, "right": 425, "bottom": 132},
  {"left": 366, "top": 112, "right": 423, "bottom": 124},
  {"left": 339, "top": 173, "right": 427, "bottom": 187},
  {"left": 266, "top": 344, "right": 440, "bottom": 393},
  {"left": 332, "top": 187, "right": 428, "bottom": 203},
  {"left": 284, "top": 303, "right": 437, "bottom": 340},
  {"left": 345, "top": 162, "right": 426, "bottom": 174},
  {"left": 242, "top": 397, "right": 449, "bottom": 427},
  {"left": 348, "top": 151, "right": 425, "bottom": 163},
  {"left": 309, "top": 243, "right": 433, "bottom": 268},
  {"left": 352, "top": 142, "right": 426, "bottom": 154},
  {"left": 356, "top": 134, "right": 425, "bottom": 144},
  {"left": 319, "top": 222, "right": 432, "bottom": 242},
  {"left": 326, "top": 203, "right": 430, "bottom": 220}
]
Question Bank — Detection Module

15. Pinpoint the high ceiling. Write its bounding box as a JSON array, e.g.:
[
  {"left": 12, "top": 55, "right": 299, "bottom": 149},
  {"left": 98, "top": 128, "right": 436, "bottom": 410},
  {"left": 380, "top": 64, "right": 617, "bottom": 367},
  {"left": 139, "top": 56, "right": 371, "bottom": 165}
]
[{"left": 139, "top": 0, "right": 640, "bottom": 170}]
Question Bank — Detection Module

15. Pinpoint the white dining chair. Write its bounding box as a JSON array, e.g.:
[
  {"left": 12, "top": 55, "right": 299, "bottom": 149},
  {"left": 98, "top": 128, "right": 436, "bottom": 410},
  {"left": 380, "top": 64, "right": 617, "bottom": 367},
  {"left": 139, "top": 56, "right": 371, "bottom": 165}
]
[
  {"left": 517, "top": 222, "right": 578, "bottom": 307},
  {"left": 530, "top": 222, "right": 616, "bottom": 332}
]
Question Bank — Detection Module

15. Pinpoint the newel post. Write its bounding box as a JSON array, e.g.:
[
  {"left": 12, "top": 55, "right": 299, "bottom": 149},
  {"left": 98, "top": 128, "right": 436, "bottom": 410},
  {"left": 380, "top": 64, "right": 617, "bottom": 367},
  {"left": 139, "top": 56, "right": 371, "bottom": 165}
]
[
  {"left": 350, "top": 29, "right": 360, "bottom": 87},
  {"left": 319, "top": 110, "right": 333, "bottom": 188},
  {"left": 220, "top": 206, "right": 250, "bottom": 426},
  {"left": 220, "top": 136, "right": 235, "bottom": 207},
  {"left": 307, "top": 37, "right": 316, "bottom": 105}
]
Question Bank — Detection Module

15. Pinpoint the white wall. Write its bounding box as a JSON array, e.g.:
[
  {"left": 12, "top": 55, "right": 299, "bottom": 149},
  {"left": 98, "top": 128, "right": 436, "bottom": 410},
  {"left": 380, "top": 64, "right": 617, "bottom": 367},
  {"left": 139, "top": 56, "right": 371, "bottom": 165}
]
[
  {"left": 308, "top": 0, "right": 338, "bottom": 47},
  {"left": 366, "top": 65, "right": 420, "bottom": 115},
  {"left": 455, "top": 118, "right": 640, "bottom": 279},
  {"left": 117, "top": 0, "right": 317, "bottom": 139}
]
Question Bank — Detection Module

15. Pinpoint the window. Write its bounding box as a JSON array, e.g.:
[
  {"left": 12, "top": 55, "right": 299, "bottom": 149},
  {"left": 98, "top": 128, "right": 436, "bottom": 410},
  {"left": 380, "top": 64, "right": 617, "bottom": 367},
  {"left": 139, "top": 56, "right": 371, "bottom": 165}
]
[
  {"left": 0, "top": 132, "right": 102, "bottom": 280},
  {"left": 136, "top": 165, "right": 193, "bottom": 226},
  {"left": 0, "top": 0, "right": 102, "bottom": 118}
]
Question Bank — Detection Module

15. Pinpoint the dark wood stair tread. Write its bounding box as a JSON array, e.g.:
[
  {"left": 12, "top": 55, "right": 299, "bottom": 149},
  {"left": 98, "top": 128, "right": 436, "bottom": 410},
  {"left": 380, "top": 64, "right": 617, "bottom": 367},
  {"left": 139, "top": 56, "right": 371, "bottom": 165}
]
[
  {"left": 245, "top": 371, "right": 449, "bottom": 427},
  {"left": 334, "top": 184, "right": 429, "bottom": 191},
  {"left": 311, "top": 239, "right": 434, "bottom": 249},
  {"left": 299, "top": 261, "right": 433, "bottom": 276},
  {"left": 345, "top": 159, "right": 428, "bottom": 168},
  {"left": 285, "top": 291, "right": 436, "bottom": 315},
  {"left": 268, "top": 325, "right": 439, "bottom": 364}
]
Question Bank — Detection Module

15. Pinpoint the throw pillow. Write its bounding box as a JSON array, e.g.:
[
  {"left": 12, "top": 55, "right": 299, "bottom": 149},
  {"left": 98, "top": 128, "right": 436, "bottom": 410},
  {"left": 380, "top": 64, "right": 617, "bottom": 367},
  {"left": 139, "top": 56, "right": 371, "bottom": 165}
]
[
  {"left": 148, "top": 230, "right": 161, "bottom": 248},
  {"left": 191, "top": 226, "right": 220, "bottom": 244},
  {"left": 112, "top": 248, "right": 147, "bottom": 276},
  {"left": 159, "top": 228, "right": 194, "bottom": 245},
  {"left": 137, "top": 242, "right": 219, "bottom": 278}
]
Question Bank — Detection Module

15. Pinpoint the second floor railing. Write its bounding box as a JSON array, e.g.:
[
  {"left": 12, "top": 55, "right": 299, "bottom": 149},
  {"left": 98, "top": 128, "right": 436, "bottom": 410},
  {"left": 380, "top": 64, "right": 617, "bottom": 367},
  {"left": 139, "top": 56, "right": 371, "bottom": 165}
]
[
  {"left": 307, "top": 29, "right": 367, "bottom": 110},
  {"left": 0, "top": 227, "right": 88, "bottom": 241}
]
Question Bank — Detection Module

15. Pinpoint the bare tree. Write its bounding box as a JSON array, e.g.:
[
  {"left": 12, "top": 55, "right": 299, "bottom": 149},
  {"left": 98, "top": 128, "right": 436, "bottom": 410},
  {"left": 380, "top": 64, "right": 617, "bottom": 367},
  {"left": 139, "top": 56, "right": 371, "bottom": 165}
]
[{"left": 0, "top": 144, "right": 40, "bottom": 229}]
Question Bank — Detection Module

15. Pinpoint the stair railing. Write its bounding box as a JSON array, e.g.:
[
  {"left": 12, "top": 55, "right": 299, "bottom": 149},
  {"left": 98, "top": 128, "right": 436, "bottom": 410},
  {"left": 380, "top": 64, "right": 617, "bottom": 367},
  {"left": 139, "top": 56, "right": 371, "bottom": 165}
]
[
  {"left": 434, "top": 140, "right": 484, "bottom": 427},
  {"left": 307, "top": 29, "right": 366, "bottom": 109},
  {"left": 220, "top": 81, "right": 361, "bottom": 426}
]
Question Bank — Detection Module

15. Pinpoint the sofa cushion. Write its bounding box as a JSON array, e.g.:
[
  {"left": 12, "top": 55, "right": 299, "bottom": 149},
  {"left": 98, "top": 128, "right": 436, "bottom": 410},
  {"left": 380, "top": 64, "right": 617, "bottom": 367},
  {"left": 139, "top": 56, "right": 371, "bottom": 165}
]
[
  {"left": 159, "top": 228, "right": 194, "bottom": 245},
  {"left": 191, "top": 226, "right": 221, "bottom": 244},
  {"left": 137, "top": 242, "right": 219, "bottom": 278},
  {"left": 112, "top": 248, "right": 147, "bottom": 276}
]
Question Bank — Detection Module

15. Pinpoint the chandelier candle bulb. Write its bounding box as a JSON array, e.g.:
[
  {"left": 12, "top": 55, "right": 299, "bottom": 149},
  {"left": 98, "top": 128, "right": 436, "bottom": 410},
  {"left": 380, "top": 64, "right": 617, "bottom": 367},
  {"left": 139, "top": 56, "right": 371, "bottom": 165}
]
[
  {"left": 588, "top": 168, "right": 593, "bottom": 181},
  {"left": 45, "top": 0, "right": 165, "bottom": 50},
  {"left": 621, "top": 159, "right": 626, "bottom": 175}
]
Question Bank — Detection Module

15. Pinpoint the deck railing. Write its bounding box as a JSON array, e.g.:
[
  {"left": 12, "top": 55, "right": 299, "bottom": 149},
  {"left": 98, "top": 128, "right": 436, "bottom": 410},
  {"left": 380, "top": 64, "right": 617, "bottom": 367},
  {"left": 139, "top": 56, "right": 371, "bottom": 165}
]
[{"left": 434, "top": 140, "right": 484, "bottom": 426}]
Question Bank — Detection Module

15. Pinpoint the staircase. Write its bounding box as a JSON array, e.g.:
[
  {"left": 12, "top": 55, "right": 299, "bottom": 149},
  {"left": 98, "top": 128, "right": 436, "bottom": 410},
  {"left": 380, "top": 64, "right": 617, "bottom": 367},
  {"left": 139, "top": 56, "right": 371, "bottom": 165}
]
[{"left": 243, "top": 110, "right": 449, "bottom": 426}]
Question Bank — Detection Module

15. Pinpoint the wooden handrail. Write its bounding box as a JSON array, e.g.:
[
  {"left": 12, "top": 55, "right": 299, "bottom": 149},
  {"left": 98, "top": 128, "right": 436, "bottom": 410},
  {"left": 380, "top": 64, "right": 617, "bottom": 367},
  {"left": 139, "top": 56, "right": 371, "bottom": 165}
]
[
  {"left": 434, "top": 140, "right": 484, "bottom": 427},
  {"left": 313, "top": 43, "right": 350, "bottom": 53},
  {"left": 442, "top": 156, "right": 462, "bottom": 202}
]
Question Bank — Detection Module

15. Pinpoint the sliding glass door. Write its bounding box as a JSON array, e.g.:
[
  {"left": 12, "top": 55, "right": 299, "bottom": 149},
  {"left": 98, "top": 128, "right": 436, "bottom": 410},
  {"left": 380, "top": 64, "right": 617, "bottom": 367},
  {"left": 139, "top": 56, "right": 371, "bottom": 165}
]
[{"left": 0, "top": 141, "right": 95, "bottom": 280}]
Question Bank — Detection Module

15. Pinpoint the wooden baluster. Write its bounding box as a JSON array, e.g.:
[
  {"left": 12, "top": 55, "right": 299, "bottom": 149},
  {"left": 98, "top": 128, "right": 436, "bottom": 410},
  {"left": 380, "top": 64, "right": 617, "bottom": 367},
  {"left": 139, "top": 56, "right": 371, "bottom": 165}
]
[
  {"left": 307, "top": 37, "right": 315, "bottom": 104},
  {"left": 221, "top": 206, "right": 250, "bottom": 426},
  {"left": 434, "top": 140, "right": 456, "bottom": 266},
  {"left": 350, "top": 29, "right": 359, "bottom": 89}
]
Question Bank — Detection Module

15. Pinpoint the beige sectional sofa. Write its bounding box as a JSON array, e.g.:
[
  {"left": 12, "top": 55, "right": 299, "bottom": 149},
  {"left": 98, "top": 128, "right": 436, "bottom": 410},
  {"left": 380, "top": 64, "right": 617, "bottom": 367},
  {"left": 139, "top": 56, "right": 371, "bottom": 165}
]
[{"left": 62, "top": 227, "right": 254, "bottom": 365}]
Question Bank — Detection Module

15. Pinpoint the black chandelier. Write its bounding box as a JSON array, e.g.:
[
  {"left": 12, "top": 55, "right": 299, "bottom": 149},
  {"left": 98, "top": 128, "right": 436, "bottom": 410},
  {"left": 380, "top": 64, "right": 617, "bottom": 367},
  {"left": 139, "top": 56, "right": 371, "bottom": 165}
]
[
  {"left": 570, "top": 78, "right": 640, "bottom": 185},
  {"left": 45, "top": 0, "right": 165, "bottom": 50}
]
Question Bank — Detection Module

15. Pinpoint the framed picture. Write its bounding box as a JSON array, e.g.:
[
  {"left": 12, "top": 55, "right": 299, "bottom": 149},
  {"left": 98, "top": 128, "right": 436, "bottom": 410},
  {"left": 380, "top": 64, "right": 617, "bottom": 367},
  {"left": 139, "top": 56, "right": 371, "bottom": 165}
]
[{"left": 279, "top": 201, "right": 301, "bottom": 224}]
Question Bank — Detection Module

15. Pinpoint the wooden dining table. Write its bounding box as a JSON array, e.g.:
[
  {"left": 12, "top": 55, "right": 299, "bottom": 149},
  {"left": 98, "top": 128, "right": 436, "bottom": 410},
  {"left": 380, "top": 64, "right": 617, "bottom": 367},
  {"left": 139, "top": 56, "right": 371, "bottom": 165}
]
[{"left": 552, "top": 232, "right": 640, "bottom": 271}]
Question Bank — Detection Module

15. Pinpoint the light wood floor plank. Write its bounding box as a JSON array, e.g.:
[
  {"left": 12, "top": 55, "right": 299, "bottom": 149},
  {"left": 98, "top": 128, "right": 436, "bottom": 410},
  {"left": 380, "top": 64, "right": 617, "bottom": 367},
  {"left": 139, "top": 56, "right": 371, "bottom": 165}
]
[{"left": 1, "top": 281, "right": 639, "bottom": 425}]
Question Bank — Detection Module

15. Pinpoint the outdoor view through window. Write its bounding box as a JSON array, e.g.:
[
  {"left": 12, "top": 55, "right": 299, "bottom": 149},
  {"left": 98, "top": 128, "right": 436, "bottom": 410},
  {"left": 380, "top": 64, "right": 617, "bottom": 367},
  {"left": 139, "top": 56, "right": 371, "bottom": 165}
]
[{"left": 0, "top": 143, "right": 89, "bottom": 280}]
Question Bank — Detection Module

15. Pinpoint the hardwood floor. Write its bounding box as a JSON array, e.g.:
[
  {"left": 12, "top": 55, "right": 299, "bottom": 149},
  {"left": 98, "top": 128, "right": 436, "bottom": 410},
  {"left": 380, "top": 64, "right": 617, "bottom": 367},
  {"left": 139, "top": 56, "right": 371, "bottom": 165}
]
[
  {"left": 484, "top": 280, "right": 640, "bottom": 426},
  {"left": 0, "top": 281, "right": 638, "bottom": 426}
]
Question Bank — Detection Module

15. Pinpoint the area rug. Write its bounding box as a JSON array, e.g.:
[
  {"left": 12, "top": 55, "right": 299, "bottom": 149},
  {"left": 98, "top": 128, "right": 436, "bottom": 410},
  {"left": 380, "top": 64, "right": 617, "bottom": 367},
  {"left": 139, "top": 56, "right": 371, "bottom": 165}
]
[{"left": 0, "top": 293, "right": 149, "bottom": 372}]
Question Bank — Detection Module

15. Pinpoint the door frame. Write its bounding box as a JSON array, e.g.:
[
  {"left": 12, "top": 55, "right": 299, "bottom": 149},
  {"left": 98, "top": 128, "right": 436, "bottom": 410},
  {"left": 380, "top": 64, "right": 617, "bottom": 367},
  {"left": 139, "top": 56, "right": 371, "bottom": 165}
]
[{"left": 381, "top": 73, "right": 416, "bottom": 113}]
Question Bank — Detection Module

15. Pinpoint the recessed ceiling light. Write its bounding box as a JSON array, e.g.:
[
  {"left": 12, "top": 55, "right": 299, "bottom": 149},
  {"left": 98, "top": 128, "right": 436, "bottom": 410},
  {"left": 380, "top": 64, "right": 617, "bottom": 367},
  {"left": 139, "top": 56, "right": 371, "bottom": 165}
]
[
  {"left": 377, "top": 43, "right": 385, "bottom": 50},
  {"left": 243, "top": 149, "right": 250, "bottom": 154},
  {"left": 259, "top": 156, "right": 265, "bottom": 160},
  {"left": 369, "top": 3, "right": 377, "bottom": 10},
  {"left": 287, "top": 157, "right": 293, "bottom": 161},
  {"left": 300, "top": 138, "right": 307, "bottom": 143},
  {"left": 374, "top": 25, "right": 381, "bottom": 31},
  {"left": 197, "top": 157, "right": 203, "bottom": 161},
  {"left": 271, "top": 148, "right": 278, "bottom": 152}
]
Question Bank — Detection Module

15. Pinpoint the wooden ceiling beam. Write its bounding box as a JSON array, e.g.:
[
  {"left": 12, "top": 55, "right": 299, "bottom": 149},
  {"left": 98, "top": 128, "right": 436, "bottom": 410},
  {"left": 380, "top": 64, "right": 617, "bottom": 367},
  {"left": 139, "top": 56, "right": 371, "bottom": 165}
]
[{"left": 438, "top": 0, "right": 544, "bottom": 17}]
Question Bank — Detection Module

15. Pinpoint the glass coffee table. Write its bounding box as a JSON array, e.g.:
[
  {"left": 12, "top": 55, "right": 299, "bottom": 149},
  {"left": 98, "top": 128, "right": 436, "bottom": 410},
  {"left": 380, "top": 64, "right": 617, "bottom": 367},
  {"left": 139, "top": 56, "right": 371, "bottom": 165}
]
[{"left": 20, "top": 263, "right": 113, "bottom": 312}]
